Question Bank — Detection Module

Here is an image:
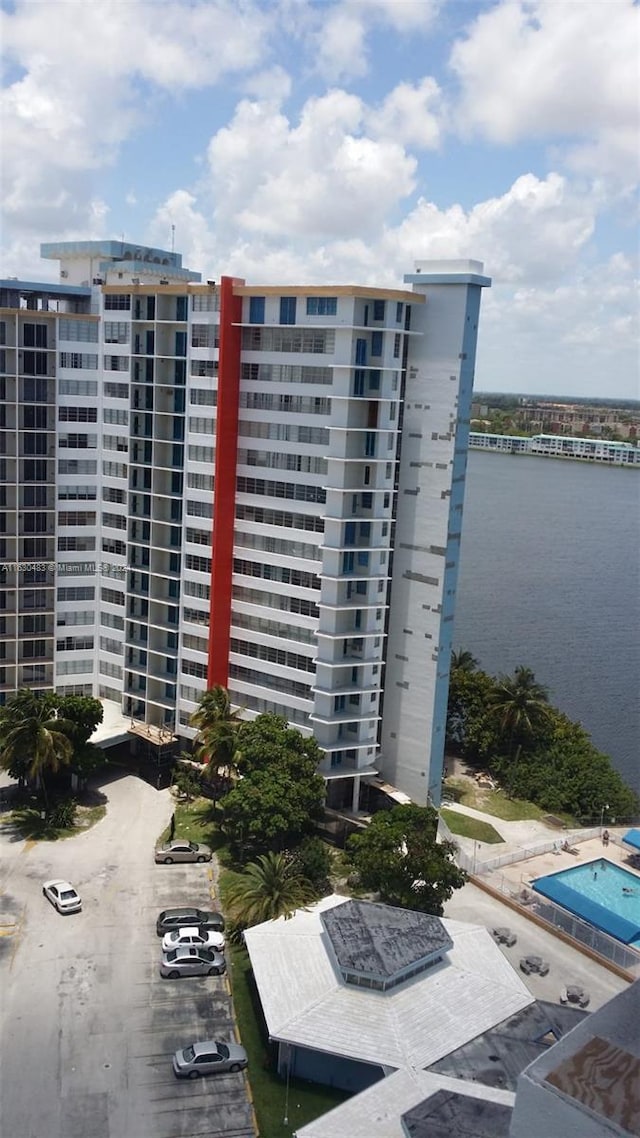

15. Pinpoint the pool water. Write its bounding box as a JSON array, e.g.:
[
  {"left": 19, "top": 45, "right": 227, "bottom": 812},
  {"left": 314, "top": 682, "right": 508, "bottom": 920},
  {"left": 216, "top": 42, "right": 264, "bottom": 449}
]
[{"left": 532, "top": 859, "right": 640, "bottom": 946}]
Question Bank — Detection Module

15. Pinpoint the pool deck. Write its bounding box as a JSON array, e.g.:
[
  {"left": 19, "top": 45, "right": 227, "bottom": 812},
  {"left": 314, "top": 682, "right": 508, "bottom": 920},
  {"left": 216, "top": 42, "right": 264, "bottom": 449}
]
[
  {"left": 441, "top": 808, "right": 640, "bottom": 1007},
  {"left": 485, "top": 832, "right": 640, "bottom": 896}
]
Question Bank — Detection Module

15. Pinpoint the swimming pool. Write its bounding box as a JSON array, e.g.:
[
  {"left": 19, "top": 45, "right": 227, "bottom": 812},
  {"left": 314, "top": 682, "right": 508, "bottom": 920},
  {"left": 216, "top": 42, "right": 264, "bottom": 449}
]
[{"left": 532, "top": 859, "right": 640, "bottom": 947}]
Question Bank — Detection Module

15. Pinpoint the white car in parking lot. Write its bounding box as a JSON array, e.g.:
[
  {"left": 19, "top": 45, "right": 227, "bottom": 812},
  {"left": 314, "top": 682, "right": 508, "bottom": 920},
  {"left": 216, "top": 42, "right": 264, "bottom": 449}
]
[
  {"left": 162, "top": 925, "right": 225, "bottom": 953},
  {"left": 42, "top": 879, "right": 82, "bottom": 914}
]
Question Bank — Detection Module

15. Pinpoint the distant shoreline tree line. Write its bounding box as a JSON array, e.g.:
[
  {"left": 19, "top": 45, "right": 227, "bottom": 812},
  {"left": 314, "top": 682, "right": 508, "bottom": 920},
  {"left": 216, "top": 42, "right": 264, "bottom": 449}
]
[{"left": 447, "top": 651, "right": 638, "bottom": 823}]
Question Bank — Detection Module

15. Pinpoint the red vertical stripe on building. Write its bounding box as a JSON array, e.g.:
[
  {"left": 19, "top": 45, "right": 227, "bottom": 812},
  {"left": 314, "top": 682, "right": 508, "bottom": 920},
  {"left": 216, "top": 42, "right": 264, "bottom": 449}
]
[{"left": 208, "top": 276, "right": 244, "bottom": 687}]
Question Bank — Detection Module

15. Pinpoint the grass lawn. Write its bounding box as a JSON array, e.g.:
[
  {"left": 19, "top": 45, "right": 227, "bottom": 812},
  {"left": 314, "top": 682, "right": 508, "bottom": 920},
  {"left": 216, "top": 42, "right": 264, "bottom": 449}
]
[
  {"left": 440, "top": 808, "right": 504, "bottom": 844},
  {"left": 228, "top": 944, "right": 349, "bottom": 1137},
  {"left": 444, "top": 777, "right": 547, "bottom": 821},
  {"left": 4, "top": 803, "right": 106, "bottom": 841},
  {"left": 158, "top": 797, "right": 229, "bottom": 852}
]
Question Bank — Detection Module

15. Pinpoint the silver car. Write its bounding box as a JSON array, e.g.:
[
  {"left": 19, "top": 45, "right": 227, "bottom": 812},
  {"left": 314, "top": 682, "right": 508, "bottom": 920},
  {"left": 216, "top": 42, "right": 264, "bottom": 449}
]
[
  {"left": 154, "top": 840, "right": 212, "bottom": 865},
  {"left": 160, "top": 946, "right": 226, "bottom": 979},
  {"left": 173, "top": 1040, "right": 248, "bottom": 1078}
]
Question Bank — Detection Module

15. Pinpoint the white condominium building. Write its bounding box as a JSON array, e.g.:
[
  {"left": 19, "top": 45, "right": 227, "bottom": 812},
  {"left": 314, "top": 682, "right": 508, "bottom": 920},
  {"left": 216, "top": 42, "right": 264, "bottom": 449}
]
[{"left": 0, "top": 242, "right": 490, "bottom": 808}]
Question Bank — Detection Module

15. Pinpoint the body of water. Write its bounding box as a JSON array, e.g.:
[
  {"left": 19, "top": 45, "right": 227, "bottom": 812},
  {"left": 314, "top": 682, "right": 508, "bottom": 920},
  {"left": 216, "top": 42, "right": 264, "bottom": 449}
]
[{"left": 454, "top": 451, "right": 640, "bottom": 796}]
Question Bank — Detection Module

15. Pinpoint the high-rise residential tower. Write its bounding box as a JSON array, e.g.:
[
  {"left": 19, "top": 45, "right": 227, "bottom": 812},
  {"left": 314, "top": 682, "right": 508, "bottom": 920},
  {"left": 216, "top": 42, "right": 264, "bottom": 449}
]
[{"left": 0, "top": 242, "right": 490, "bottom": 807}]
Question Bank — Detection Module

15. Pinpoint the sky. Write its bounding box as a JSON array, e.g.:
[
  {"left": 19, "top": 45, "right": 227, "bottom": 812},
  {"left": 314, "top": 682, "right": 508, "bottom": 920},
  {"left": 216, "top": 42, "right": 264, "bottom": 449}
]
[{"left": 1, "top": 0, "right": 638, "bottom": 400}]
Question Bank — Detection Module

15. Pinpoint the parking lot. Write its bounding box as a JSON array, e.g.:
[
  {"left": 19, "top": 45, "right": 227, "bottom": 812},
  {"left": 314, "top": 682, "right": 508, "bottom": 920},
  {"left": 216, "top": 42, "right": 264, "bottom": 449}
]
[{"left": 0, "top": 772, "right": 255, "bottom": 1138}]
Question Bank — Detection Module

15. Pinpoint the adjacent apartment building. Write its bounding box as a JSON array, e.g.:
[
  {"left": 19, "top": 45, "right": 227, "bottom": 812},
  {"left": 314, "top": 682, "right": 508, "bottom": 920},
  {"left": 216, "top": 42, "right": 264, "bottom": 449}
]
[{"left": 0, "top": 241, "right": 490, "bottom": 808}]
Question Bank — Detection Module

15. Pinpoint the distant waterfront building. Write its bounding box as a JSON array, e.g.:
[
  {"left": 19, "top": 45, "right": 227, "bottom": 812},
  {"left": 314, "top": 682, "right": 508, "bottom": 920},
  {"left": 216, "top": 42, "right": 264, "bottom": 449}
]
[
  {"left": 469, "top": 432, "right": 639, "bottom": 466},
  {"left": 0, "top": 243, "right": 490, "bottom": 808}
]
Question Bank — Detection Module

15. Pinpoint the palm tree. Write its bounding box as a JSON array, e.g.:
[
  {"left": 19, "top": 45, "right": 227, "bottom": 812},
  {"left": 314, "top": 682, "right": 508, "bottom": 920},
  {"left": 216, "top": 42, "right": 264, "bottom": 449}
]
[
  {"left": 491, "top": 665, "right": 551, "bottom": 755},
  {"left": 0, "top": 691, "right": 74, "bottom": 813},
  {"left": 451, "top": 649, "right": 479, "bottom": 673},
  {"left": 225, "top": 852, "right": 315, "bottom": 927},
  {"left": 190, "top": 685, "right": 242, "bottom": 787}
]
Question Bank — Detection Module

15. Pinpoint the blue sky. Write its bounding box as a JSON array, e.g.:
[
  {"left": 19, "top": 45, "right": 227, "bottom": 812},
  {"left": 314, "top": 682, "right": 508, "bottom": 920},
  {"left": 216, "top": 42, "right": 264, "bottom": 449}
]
[{"left": 1, "top": 0, "right": 638, "bottom": 399}]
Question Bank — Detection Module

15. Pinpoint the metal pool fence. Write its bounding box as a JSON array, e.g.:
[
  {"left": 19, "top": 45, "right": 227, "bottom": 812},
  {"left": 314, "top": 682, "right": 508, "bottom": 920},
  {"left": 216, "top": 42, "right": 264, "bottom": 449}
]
[{"left": 483, "top": 870, "right": 640, "bottom": 974}]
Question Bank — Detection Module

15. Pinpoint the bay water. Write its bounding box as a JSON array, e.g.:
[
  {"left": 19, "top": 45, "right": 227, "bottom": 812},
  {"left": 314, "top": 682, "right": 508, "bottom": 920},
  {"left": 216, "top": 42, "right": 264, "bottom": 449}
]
[{"left": 454, "top": 451, "right": 640, "bottom": 795}]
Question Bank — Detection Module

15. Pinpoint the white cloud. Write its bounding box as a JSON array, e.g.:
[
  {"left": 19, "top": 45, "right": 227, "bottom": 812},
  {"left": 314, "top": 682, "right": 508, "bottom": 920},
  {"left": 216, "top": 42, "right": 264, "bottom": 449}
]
[
  {"left": 477, "top": 255, "right": 640, "bottom": 397},
  {"left": 242, "top": 66, "right": 292, "bottom": 105},
  {"left": 450, "top": 0, "right": 640, "bottom": 181},
  {"left": 367, "top": 77, "right": 444, "bottom": 149},
  {"left": 0, "top": 0, "right": 271, "bottom": 233},
  {"left": 205, "top": 90, "right": 417, "bottom": 240},
  {"left": 315, "top": 6, "right": 369, "bottom": 83},
  {"left": 312, "top": 0, "right": 440, "bottom": 82},
  {"left": 380, "top": 172, "right": 596, "bottom": 285},
  {"left": 148, "top": 163, "right": 639, "bottom": 398}
]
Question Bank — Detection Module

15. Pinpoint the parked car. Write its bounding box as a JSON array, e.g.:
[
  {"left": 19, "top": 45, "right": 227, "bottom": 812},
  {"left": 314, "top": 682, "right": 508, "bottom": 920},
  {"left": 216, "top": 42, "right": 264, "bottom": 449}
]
[
  {"left": 156, "top": 907, "right": 225, "bottom": 936},
  {"left": 491, "top": 926, "right": 517, "bottom": 947},
  {"left": 162, "top": 926, "right": 225, "bottom": 953},
  {"left": 154, "top": 840, "right": 212, "bottom": 865},
  {"left": 173, "top": 1040, "right": 248, "bottom": 1078},
  {"left": 160, "top": 946, "right": 226, "bottom": 979},
  {"left": 519, "top": 954, "right": 550, "bottom": 976},
  {"left": 42, "top": 879, "right": 82, "bottom": 914}
]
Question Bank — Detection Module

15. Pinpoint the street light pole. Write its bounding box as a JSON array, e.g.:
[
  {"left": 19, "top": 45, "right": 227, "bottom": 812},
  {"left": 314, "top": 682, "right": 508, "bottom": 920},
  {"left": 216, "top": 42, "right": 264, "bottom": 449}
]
[{"left": 600, "top": 803, "right": 609, "bottom": 832}]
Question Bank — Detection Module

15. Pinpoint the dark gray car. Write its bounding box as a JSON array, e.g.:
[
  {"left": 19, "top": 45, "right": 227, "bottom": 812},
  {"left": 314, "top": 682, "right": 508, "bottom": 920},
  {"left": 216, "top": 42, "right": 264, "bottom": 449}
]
[
  {"left": 173, "top": 1040, "right": 248, "bottom": 1078},
  {"left": 156, "top": 907, "right": 225, "bottom": 936},
  {"left": 160, "top": 946, "right": 226, "bottom": 979}
]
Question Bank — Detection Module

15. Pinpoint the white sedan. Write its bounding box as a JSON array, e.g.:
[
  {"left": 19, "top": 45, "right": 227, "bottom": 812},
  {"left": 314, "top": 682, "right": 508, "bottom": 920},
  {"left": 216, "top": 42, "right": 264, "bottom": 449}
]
[
  {"left": 42, "top": 879, "right": 82, "bottom": 914},
  {"left": 162, "top": 925, "right": 225, "bottom": 953}
]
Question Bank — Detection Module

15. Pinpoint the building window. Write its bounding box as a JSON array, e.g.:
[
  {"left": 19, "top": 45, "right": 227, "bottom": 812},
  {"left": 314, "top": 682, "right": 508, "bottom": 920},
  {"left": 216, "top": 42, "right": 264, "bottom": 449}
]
[
  {"left": 396, "top": 302, "right": 404, "bottom": 322},
  {"left": 373, "top": 299, "right": 385, "bottom": 321},
  {"left": 279, "top": 296, "right": 297, "bottom": 325},
  {"left": 58, "top": 319, "right": 98, "bottom": 343},
  {"left": 59, "top": 378, "right": 99, "bottom": 396},
  {"left": 355, "top": 339, "right": 367, "bottom": 366},
  {"left": 249, "top": 296, "right": 265, "bottom": 324},
  {"left": 306, "top": 297, "right": 337, "bottom": 316},
  {"left": 103, "top": 322, "right": 129, "bottom": 344},
  {"left": 104, "top": 294, "right": 131, "bottom": 310},
  {"left": 191, "top": 325, "right": 212, "bottom": 349},
  {"left": 371, "top": 331, "right": 383, "bottom": 357},
  {"left": 58, "top": 407, "right": 98, "bottom": 423},
  {"left": 104, "top": 355, "right": 129, "bottom": 371},
  {"left": 59, "top": 353, "right": 98, "bottom": 369},
  {"left": 23, "top": 323, "right": 48, "bottom": 348}
]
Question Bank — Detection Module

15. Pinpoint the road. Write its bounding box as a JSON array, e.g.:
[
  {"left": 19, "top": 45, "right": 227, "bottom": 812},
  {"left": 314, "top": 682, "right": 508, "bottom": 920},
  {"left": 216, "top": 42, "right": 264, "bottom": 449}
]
[{"left": 0, "top": 771, "right": 255, "bottom": 1138}]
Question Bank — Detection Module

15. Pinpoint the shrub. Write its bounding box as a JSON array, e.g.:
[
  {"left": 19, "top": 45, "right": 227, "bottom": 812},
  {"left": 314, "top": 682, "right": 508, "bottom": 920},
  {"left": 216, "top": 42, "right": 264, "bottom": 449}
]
[{"left": 48, "top": 798, "right": 77, "bottom": 829}]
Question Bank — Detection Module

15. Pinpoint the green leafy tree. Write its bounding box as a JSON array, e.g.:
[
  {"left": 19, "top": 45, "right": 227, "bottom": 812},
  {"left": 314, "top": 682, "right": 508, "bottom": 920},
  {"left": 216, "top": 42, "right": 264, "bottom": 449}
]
[
  {"left": 495, "top": 710, "right": 639, "bottom": 823},
  {"left": 450, "top": 649, "right": 478, "bottom": 673},
  {"left": 347, "top": 804, "right": 467, "bottom": 915},
  {"left": 290, "top": 836, "right": 332, "bottom": 893},
  {"left": 173, "top": 767, "right": 202, "bottom": 802},
  {"left": 52, "top": 695, "right": 103, "bottom": 747},
  {"left": 219, "top": 715, "right": 325, "bottom": 858},
  {"left": 446, "top": 666, "right": 500, "bottom": 761},
  {"left": 490, "top": 665, "right": 552, "bottom": 756},
  {"left": 191, "top": 685, "right": 241, "bottom": 785},
  {"left": 0, "top": 690, "right": 74, "bottom": 812},
  {"left": 225, "top": 851, "right": 315, "bottom": 928}
]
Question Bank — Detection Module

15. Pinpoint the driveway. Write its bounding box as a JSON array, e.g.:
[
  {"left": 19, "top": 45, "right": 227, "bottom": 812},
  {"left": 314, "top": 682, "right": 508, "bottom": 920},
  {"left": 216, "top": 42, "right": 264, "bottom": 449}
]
[{"left": 0, "top": 772, "right": 255, "bottom": 1138}]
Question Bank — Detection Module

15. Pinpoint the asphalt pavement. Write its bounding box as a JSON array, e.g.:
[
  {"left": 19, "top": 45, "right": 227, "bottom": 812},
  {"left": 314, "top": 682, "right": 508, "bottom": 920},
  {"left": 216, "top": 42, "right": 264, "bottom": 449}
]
[{"left": 0, "top": 770, "right": 255, "bottom": 1138}]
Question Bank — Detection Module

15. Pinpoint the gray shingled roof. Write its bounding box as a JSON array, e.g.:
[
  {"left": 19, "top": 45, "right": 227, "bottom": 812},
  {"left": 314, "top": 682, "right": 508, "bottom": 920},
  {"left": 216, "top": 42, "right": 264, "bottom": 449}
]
[
  {"left": 402, "top": 1089, "right": 512, "bottom": 1138},
  {"left": 321, "top": 899, "right": 453, "bottom": 981}
]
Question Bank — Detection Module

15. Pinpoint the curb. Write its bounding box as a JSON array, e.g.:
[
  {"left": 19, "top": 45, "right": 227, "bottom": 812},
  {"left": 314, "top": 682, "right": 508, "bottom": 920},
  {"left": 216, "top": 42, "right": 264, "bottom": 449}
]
[{"left": 211, "top": 867, "right": 260, "bottom": 1137}]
